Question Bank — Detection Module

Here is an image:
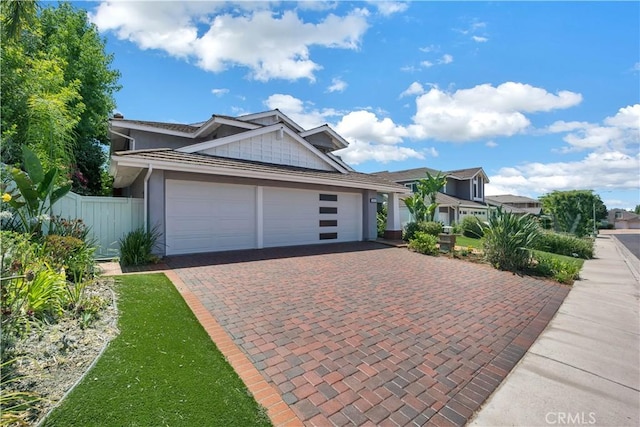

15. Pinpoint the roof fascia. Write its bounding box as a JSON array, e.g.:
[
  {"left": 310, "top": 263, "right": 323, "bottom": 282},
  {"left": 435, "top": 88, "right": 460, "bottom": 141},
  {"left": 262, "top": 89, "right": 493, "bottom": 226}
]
[
  {"left": 108, "top": 120, "right": 195, "bottom": 138},
  {"left": 112, "top": 155, "right": 405, "bottom": 193},
  {"left": 194, "top": 116, "right": 261, "bottom": 137},
  {"left": 237, "top": 109, "right": 305, "bottom": 132}
]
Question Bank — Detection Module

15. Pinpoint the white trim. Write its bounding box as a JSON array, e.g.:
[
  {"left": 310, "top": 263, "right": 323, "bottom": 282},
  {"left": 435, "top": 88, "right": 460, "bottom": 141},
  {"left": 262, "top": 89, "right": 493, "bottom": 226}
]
[
  {"left": 194, "top": 116, "right": 261, "bottom": 137},
  {"left": 112, "top": 155, "right": 408, "bottom": 194},
  {"left": 109, "top": 121, "right": 194, "bottom": 138},
  {"left": 143, "top": 165, "right": 153, "bottom": 231},
  {"left": 109, "top": 128, "right": 136, "bottom": 150},
  {"left": 177, "top": 124, "right": 349, "bottom": 174}
]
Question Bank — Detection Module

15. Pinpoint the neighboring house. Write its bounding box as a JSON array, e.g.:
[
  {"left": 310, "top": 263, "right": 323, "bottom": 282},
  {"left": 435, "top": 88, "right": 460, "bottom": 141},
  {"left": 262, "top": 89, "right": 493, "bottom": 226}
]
[
  {"left": 485, "top": 194, "right": 543, "bottom": 216},
  {"left": 374, "top": 167, "right": 490, "bottom": 226},
  {"left": 108, "top": 109, "right": 409, "bottom": 255},
  {"left": 608, "top": 209, "right": 640, "bottom": 229}
]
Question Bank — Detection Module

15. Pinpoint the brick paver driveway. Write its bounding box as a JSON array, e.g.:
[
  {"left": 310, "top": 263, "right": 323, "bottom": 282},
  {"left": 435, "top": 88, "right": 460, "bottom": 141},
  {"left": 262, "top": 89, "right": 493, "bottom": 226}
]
[{"left": 166, "top": 242, "right": 569, "bottom": 426}]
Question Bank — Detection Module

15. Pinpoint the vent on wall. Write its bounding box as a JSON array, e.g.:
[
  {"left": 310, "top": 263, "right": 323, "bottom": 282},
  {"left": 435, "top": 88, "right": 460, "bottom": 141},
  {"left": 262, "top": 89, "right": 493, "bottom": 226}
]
[
  {"left": 319, "top": 194, "right": 338, "bottom": 201},
  {"left": 319, "top": 207, "right": 338, "bottom": 214},
  {"left": 319, "top": 220, "right": 337, "bottom": 227}
]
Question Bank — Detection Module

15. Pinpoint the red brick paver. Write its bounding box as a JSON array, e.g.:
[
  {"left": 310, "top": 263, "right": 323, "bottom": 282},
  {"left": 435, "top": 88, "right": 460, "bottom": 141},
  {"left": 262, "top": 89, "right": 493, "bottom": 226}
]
[{"left": 166, "top": 242, "right": 569, "bottom": 426}]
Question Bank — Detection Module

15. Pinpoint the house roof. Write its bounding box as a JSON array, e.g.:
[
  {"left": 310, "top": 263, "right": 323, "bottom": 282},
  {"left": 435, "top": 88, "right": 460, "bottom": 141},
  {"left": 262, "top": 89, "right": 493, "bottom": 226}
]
[
  {"left": 111, "top": 149, "right": 409, "bottom": 193},
  {"left": 399, "top": 191, "right": 489, "bottom": 209},
  {"left": 486, "top": 194, "right": 541, "bottom": 204},
  {"left": 609, "top": 209, "right": 640, "bottom": 221},
  {"left": 109, "top": 109, "right": 347, "bottom": 152},
  {"left": 374, "top": 166, "right": 489, "bottom": 183}
]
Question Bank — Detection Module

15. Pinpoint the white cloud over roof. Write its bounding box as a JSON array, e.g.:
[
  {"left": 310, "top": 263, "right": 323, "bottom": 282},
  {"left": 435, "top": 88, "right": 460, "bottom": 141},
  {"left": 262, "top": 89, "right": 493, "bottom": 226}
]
[{"left": 90, "top": 3, "right": 369, "bottom": 81}]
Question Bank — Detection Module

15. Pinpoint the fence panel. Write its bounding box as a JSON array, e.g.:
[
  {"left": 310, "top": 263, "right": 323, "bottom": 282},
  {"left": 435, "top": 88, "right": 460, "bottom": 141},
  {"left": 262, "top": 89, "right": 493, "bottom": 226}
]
[{"left": 52, "top": 192, "right": 144, "bottom": 258}]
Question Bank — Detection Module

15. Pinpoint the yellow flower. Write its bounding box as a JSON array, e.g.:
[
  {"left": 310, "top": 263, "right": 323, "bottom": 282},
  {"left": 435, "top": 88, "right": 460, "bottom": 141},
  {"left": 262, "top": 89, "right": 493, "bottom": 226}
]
[{"left": 1, "top": 193, "right": 11, "bottom": 202}]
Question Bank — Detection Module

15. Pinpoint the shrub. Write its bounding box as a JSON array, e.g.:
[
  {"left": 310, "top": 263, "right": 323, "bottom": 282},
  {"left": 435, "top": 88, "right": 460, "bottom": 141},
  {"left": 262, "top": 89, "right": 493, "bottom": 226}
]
[
  {"left": 403, "top": 221, "right": 443, "bottom": 241},
  {"left": 532, "top": 231, "right": 594, "bottom": 259},
  {"left": 48, "top": 216, "right": 92, "bottom": 243},
  {"left": 483, "top": 208, "right": 540, "bottom": 272},
  {"left": 377, "top": 205, "right": 387, "bottom": 238},
  {"left": 531, "top": 252, "right": 581, "bottom": 284},
  {"left": 43, "top": 235, "right": 96, "bottom": 283},
  {"left": 460, "top": 215, "right": 484, "bottom": 238},
  {"left": 408, "top": 232, "right": 439, "bottom": 256},
  {"left": 119, "top": 226, "right": 161, "bottom": 266}
]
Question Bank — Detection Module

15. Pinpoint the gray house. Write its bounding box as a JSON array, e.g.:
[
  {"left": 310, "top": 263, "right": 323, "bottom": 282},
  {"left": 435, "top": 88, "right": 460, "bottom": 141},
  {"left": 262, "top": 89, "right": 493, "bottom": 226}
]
[
  {"left": 374, "top": 167, "right": 490, "bottom": 226},
  {"left": 485, "top": 194, "right": 543, "bottom": 216},
  {"left": 108, "top": 109, "right": 409, "bottom": 255}
]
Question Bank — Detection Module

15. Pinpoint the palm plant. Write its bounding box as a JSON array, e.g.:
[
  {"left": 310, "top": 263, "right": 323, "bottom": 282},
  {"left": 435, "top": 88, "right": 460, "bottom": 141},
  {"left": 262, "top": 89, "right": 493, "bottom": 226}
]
[{"left": 483, "top": 207, "right": 540, "bottom": 272}]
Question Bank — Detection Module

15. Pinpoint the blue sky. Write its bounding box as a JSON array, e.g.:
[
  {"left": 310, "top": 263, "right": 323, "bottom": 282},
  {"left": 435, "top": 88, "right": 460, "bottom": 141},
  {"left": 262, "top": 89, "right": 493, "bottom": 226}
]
[{"left": 84, "top": 1, "right": 639, "bottom": 209}]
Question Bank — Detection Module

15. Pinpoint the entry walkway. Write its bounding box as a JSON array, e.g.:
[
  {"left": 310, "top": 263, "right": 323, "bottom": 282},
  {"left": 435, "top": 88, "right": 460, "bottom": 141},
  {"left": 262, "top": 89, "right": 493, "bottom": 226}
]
[{"left": 470, "top": 231, "right": 640, "bottom": 426}]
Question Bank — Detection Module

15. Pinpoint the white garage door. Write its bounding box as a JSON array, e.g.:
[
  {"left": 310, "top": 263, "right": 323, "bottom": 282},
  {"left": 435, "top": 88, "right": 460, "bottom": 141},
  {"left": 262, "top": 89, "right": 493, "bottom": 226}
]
[
  {"left": 165, "top": 180, "right": 256, "bottom": 255},
  {"left": 263, "top": 187, "right": 362, "bottom": 247}
]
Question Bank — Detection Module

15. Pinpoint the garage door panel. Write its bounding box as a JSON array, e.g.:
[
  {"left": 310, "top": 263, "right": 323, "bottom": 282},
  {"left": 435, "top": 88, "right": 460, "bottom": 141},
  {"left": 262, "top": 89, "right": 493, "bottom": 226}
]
[{"left": 165, "top": 180, "right": 256, "bottom": 255}]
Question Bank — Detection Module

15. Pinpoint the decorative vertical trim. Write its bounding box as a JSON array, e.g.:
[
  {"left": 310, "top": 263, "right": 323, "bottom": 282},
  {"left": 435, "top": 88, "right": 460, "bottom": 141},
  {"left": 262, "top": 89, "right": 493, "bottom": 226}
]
[{"left": 256, "top": 186, "right": 263, "bottom": 249}]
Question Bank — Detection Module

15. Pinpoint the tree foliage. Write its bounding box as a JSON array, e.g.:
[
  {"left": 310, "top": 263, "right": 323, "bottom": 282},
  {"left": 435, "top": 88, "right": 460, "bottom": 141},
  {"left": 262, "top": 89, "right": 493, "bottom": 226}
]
[
  {"left": 1, "top": 1, "right": 120, "bottom": 195},
  {"left": 540, "top": 190, "right": 607, "bottom": 237},
  {"left": 634, "top": 205, "right": 640, "bottom": 215},
  {"left": 404, "top": 171, "right": 447, "bottom": 222}
]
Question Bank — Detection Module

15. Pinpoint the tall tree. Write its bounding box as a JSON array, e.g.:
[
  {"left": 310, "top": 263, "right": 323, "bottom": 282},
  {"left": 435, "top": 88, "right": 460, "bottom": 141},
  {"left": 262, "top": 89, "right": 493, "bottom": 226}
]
[
  {"left": 634, "top": 205, "right": 640, "bottom": 215},
  {"left": 540, "top": 190, "right": 607, "bottom": 237},
  {"left": 1, "top": 1, "right": 120, "bottom": 195}
]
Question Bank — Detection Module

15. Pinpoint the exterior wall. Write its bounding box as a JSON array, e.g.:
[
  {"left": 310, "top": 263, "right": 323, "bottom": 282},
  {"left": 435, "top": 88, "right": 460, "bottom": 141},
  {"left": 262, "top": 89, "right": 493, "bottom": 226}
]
[
  {"left": 452, "top": 179, "right": 471, "bottom": 200},
  {"left": 130, "top": 130, "right": 194, "bottom": 150},
  {"left": 200, "top": 132, "right": 334, "bottom": 171},
  {"left": 304, "top": 133, "right": 334, "bottom": 152},
  {"left": 362, "top": 189, "right": 378, "bottom": 240},
  {"left": 148, "top": 170, "right": 166, "bottom": 254},
  {"left": 216, "top": 125, "right": 247, "bottom": 139}
]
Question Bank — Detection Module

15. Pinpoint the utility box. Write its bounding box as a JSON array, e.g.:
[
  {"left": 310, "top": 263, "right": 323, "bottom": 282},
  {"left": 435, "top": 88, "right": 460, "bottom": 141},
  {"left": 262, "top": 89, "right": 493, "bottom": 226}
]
[{"left": 438, "top": 233, "right": 457, "bottom": 253}]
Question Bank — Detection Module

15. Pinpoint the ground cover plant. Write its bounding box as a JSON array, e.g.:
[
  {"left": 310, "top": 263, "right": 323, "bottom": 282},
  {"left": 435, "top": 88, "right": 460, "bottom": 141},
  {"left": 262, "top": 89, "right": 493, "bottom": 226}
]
[
  {"left": 408, "top": 231, "right": 439, "bottom": 255},
  {"left": 41, "top": 274, "right": 271, "bottom": 427}
]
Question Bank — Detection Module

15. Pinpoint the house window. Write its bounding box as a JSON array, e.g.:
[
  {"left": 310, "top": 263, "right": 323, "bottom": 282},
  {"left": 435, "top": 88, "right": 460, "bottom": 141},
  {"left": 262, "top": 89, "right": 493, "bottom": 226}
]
[
  {"left": 473, "top": 178, "right": 478, "bottom": 198},
  {"left": 615, "top": 211, "right": 623, "bottom": 219},
  {"left": 404, "top": 183, "right": 417, "bottom": 192},
  {"left": 319, "top": 194, "right": 338, "bottom": 201},
  {"left": 319, "top": 207, "right": 338, "bottom": 214}
]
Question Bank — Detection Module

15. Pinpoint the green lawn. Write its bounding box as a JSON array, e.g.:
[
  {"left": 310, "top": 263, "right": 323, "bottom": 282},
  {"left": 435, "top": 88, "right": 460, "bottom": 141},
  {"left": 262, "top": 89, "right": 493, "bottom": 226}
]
[
  {"left": 454, "top": 235, "right": 483, "bottom": 249},
  {"left": 531, "top": 249, "right": 585, "bottom": 269},
  {"left": 42, "top": 273, "right": 271, "bottom": 427}
]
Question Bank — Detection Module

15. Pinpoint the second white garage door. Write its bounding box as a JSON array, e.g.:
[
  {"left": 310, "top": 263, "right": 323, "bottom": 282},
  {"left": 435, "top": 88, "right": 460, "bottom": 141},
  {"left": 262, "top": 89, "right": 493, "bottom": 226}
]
[{"left": 263, "top": 187, "right": 362, "bottom": 247}]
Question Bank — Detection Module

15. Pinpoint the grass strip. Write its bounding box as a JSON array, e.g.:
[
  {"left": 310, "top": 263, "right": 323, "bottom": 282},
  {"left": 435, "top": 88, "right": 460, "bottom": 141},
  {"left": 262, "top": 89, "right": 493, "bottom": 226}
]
[
  {"left": 454, "top": 235, "right": 483, "bottom": 249},
  {"left": 42, "top": 273, "right": 271, "bottom": 427}
]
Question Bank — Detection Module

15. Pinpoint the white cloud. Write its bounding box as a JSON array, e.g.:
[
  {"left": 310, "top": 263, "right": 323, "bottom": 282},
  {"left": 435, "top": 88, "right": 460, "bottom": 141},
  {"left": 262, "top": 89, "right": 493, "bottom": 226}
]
[
  {"left": 399, "top": 82, "right": 425, "bottom": 98},
  {"left": 439, "top": 54, "right": 453, "bottom": 64},
  {"left": 409, "top": 82, "right": 582, "bottom": 142},
  {"left": 420, "top": 60, "right": 433, "bottom": 68},
  {"left": 472, "top": 35, "right": 488, "bottom": 43},
  {"left": 211, "top": 88, "right": 229, "bottom": 97},
  {"left": 334, "top": 140, "right": 424, "bottom": 165},
  {"left": 369, "top": 1, "right": 409, "bottom": 16},
  {"left": 335, "top": 110, "right": 409, "bottom": 144},
  {"left": 548, "top": 104, "right": 639, "bottom": 152},
  {"left": 487, "top": 151, "right": 640, "bottom": 196},
  {"left": 419, "top": 44, "right": 438, "bottom": 53},
  {"left": 264, "top": 94, "right": 339, "bottom": 129},
  {"left": 633, "top": 62, "right": 640, "bottom": 72},
  {"left": 327, "top": 77, "right": 348, "bottom": 93},
  {"left": 90, "top": 3, "right": 369, "bottom": 81},
  {"left": 486, "top": 140, "right": 498, "bottom": 148}
]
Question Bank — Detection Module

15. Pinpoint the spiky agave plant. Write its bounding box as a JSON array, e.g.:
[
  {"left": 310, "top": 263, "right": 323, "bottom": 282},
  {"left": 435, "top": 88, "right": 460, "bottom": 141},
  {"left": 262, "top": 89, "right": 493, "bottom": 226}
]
[{"left": 483, "top": 207, "right": 540, "bottom": 272}]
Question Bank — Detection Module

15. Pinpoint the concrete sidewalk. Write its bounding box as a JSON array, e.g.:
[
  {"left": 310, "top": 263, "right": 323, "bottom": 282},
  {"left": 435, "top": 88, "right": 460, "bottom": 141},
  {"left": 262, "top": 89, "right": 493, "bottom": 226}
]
[{"left": 470, "top": 232, "right": 640, "bottom": 427}]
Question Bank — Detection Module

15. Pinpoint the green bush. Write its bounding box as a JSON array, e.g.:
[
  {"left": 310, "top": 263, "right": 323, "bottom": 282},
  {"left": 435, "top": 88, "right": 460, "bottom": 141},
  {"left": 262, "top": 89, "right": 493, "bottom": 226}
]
[
  {"left": 532, "top": 231, "right": 594, "bottom": 259},
  {"left": 403, "top": 221, "right": 443, "bottom": 241},
  {"left": 483, "top": 208, "right": 540, "bottom": 272},
  {"left": 460, "top": 215, "right": 485, "bottom": 238},
  {"left": 119, "top": 226, "right": 161, "bottom": 266},
  {"left": 531, "top": 252, "right": 581, "bottom": 284},
  {"left": 43, "top": 235, "right": 96, "bottom": 283},
  {"left": 408, "top": 232, "right": 439, "bottom": 256},
  {"left": 377, "top": 205, "right": 387, "bottom": 238}
]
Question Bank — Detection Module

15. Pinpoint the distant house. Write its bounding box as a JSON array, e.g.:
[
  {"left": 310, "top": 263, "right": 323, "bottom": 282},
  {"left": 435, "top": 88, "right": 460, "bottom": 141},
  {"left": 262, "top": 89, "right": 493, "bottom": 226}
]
[
  {"left": 608, "top": 209, "right": 640, "bottom": 229},
  {"left": 374, "top": 167, "right": 490, "bottom": 226},
  {"left": 485, "top": 194, "right": 543, "bottom": 216}
]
